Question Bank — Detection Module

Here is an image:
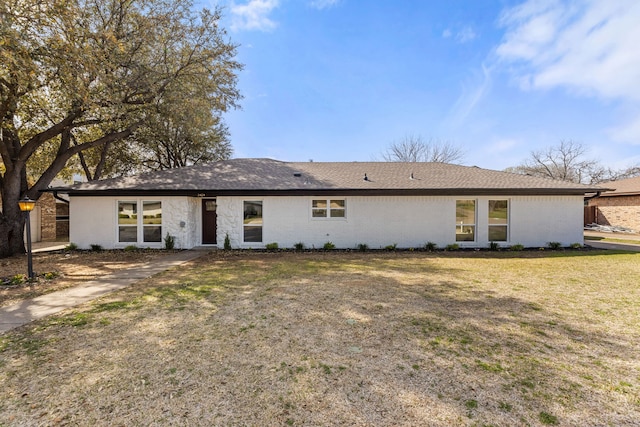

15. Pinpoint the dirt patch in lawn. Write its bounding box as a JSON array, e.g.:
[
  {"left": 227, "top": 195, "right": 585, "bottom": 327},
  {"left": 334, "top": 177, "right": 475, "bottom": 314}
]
[
  {"left": 0, "top": 249, "right": 172, "bottom": 307},
  {"left": 1, "top": 251, "right": 639, "bottom": 426}
]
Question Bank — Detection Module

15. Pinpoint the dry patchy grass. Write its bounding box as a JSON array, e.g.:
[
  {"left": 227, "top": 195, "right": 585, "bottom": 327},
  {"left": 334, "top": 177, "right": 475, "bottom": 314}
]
[
  {"left": 1, "top": 250, "right": 639, "bottom": 426},
  {"left": 0, "top": 250, "right": 173, "bottom": 307}
]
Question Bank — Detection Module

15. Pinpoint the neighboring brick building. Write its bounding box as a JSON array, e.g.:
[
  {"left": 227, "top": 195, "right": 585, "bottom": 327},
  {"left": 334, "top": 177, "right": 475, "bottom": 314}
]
[
  {"left": 0, "top": 192, "right": 68, "bottom": 242},
  {"left": 588, "top": 176, "right": 640, "bottom": 232}
]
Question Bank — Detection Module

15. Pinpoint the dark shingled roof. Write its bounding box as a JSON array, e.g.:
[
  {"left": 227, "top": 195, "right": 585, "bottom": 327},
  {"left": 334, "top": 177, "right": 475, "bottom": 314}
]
[{"left": 54, "top": 158, "right": 610, "bottom": 197}]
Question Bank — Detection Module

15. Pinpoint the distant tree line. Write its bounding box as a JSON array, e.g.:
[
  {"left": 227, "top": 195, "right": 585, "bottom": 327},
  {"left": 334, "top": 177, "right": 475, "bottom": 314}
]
[
  {"left": 381, "top": 136, "right": 638, "bottom": 185},
  {"left": 504, "top": 140, "right": 639, "bottom": 184}
]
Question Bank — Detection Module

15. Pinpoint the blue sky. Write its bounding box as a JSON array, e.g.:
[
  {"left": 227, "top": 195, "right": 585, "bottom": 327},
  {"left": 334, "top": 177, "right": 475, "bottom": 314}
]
[{"left": 211, "top": 0, "right": 640, "bottom": 171}]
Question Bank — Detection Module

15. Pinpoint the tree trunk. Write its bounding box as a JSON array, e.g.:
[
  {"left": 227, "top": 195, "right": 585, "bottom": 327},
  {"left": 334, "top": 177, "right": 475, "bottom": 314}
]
[
  {"left": 0, "top": 201, "right": 26, "bottom": 259},
  {"left": 0, "top": 163, "right": 30, "bottom": 259}
]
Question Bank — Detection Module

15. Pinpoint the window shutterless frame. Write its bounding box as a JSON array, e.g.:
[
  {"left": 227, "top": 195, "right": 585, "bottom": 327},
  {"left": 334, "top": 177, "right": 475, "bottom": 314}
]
[
  {"left": 311, "top": 198, "right": 346, "bottom": 219},
  {"left": 455, "top": 199, "right": 476, "bottom": 242},
  {"left": 243, "top": 200, "right": 263, "bottom": 243},
  {"left": 117, "top": 200, "right": 162, "bottom": 244},
  {"left": 488, "top": 200, "right": 509, "bottom": 242},
  {"left": 117, "top": 201, "right": 138, "bottom": 243}
]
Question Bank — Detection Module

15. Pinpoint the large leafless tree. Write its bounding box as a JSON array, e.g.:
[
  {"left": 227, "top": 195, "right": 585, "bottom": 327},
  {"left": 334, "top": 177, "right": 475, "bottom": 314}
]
[{"left": 506, "top": 140, "right": 639, "bottom": 184}]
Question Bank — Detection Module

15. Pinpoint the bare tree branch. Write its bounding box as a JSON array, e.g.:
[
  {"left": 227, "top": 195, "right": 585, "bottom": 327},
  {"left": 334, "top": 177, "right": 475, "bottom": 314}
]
[
  {"left": 508, "top": 140, "right": 638, "bottom": 184},
  {"left": 381, "top": 135, "right": 465, "bottom": 163}
]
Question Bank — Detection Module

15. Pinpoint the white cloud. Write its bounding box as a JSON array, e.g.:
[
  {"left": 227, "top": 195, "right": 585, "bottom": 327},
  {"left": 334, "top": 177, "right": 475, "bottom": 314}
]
[
  {"left": 609, "top": 116, "right": 640, "bottom": 145},
  {"left": 496, "top": 0, "right": 640, "bottom": 101},
  {"left": 442, "top": 26, "right": 477, "bottom": 43},
  {"left": 487, "top": 138, "right": 519, "bottom": 153},
  {"left": 456, "top": 27, "right": 477, "bottom": 43},
  {"left": 496, "top": 0, "right": 640, "bottom": 145},
  {"left": 230, "top": 0, "right": 279, "bottom": 32},
  {"left": 309, "top": 0, "right": 340, "bottom": 9},
  {"left": 448, "top": 63, "right": 492, "bottom": 125}
]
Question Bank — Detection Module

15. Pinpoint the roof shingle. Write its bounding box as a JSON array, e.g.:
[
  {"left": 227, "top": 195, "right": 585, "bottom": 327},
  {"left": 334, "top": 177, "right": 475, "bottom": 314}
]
[
  {"left": 599, "top": 176, "right": 640, "bottom": 196},
  {"left": 56, "top": 158, "right": 610, "bottom": 196}
]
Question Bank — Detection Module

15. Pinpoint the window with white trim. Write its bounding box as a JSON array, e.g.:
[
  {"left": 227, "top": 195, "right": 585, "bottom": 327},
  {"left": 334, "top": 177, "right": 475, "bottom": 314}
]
[
  {"left": 312, "top": 199, "right": 346, "bottom": 218},
  {"left": 142, "top": 201, "right": 162, "bottom": 242},
  {"left": 243, "top": 201, "right": 263, "bottom": 243},
  {"left": 118, "top": 201, "right": 138, "bottom": 243},
  {"left": 488, "top": 200, "right": 509, "bottom": 242},
  {"left": 117, "top": 200, "right": 162, "bottom": 243},
  {"left": 455, "top": 199, "right": 476, "bottom": 242}
]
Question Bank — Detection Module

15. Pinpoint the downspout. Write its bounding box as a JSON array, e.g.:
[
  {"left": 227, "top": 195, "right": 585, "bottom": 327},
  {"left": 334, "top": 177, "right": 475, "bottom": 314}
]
[
  {"left": 584, "top": 191, "right": 601, "bottom": 202},
  {"left": 52, "top": 191, "right": 70, "bottom": 205}
]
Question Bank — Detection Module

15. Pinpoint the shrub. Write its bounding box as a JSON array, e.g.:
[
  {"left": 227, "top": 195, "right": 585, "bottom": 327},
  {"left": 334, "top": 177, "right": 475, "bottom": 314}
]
[
  {"left": 489, "top": 241, "right": 500, "bottom": 251},
  {"left": 357, "top": 243, "right": 369, "bottom": 252},
  {"left": 570, "top": 242, "right": 582, "bottom": 249},
  {"left": 124, "top": 245, "right": 138, "bottom": 252},
  {"left": 65, "top": 242, "right": 78, "bottom": 251},
  {"left": 265, "top": 242, "right": 279, "bottom": 251},
  {"left": 10, "top": 274, "right": 26, "bottom": 285},
  {"left": 424, "top": 241, "right": 437, "bottom": 251},
  {"left": 164, "top": 233, "right": 175, "bottom": 250},
  {"left": 90, "top": 244, "right": 103, "bottom": 252},
  {"left": 323, "top": 241, "right": 336, "bottom": 250},
  {"left": 384, "top": 243, "right": 397, "bottom": 251},
  {"left": 224, "top": 233, "right": 231, "bottom": 250},
  {"left": 509, "top": 243, "right": 524, "bottom": 251},
  {"left": 547, "top": 241, "right": 562, "bottom": 250},
  {"left": 293, "top": 242, "right": 305, "bottom": 251},
  {"left": 43, "top": 272, "right": 59, "bottom": 280},
  {"left": 445, "top": 243, "right": 459, "bottom": 251}
]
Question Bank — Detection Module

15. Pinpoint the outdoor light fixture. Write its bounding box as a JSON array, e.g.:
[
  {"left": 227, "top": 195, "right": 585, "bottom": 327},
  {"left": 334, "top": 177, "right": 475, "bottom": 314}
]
[
  {"left": 18, "top": 197, "right": 36, "bottom": 212},
  {"left": 19, "top": 196, "right": 36, "bottom": 279}
]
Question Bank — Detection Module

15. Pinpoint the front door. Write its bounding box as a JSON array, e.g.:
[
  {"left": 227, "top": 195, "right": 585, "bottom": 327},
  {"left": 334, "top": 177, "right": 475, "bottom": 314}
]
[{"left": 202, "top": 199, "right": 217, "bottom": 244}]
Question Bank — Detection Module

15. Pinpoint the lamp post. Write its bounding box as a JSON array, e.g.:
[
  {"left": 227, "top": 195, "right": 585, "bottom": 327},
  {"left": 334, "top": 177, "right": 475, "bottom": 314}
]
[{"left": 18, "top": 196, "right": 36, "bottom": 279}]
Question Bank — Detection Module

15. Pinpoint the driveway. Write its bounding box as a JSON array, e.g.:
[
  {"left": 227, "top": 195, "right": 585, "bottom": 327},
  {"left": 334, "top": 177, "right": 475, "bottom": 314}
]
[{"left": 584, "top": 231, "right": 640, "bottom": 252}]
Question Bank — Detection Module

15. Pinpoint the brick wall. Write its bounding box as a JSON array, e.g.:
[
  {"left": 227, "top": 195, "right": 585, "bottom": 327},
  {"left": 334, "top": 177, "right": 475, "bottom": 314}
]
[
  {"left": 589, "top": 195, "right": 640, "bottom": 232},
  {"left": 0, "top": 194, "right": 58, "bottom": 242},
  {"left": 39, "top": 193, "right": 57, "bottom": 241}
]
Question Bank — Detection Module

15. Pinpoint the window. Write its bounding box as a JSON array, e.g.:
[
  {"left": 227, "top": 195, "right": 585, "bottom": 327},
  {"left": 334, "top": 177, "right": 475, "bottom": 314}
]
[
  {"left": 143, "top": 201, "right": 162, "bottom": 243},
  {"left": 312, "top": 199, "right": 346, "bottom": 218},
  {"left": 118, "top": 200, "right": 162, "bottom": 243},
  {"left": 488, "top": 200, "right": 509, "bottom": 242},
  {"left": 243, "top": 201, "right": 263, "bottom": 243},
  {"left": 118, "top": 201, "right": 138, "bottom": 243},
  {"left": 456, "top": 199, "right": 476, "bottom": 242}
]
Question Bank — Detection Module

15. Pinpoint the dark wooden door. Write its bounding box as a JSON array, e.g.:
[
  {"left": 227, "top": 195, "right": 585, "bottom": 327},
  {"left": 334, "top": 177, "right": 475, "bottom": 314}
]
[{"left": 202, "top": 200, "right": 217, "bottom": 244}]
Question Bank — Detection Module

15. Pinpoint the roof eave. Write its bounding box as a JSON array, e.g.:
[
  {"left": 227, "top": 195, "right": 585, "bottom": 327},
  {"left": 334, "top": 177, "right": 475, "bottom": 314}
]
[{"left": 55, "top": 187, "right": 595, "bottom": 197}]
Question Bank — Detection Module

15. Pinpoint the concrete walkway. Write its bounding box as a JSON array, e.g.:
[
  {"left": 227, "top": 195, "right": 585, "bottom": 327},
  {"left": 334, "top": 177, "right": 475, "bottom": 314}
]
[
  {"left": 585, "top": 240, "right": 640, "bottom": 251},
  {"left": 584, "top": 231, "right": 640, "bottom": 252},
  {"left": 0, "top": 250, "right": 204, "bottom": 334}
]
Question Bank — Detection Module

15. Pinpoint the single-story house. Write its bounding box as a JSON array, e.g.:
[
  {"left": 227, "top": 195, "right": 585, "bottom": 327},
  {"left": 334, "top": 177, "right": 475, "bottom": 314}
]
[
  {"left": 52, "top": 158, "right": 607, "bottom": 250},
  {"left": 587, "top": 176, "right": 640, "bottom": 232}
]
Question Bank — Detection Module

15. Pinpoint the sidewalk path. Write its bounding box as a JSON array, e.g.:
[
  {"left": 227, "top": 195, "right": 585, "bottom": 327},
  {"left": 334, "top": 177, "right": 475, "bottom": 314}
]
[
  {"left": 584, "top": 231, "right": 640, "bottom": 252},
  {"left": 0, "top": 250, "right": 204, "bottom": 334},
  {"left": 585, "top": 241, "right": 640, "bottom": 252}
]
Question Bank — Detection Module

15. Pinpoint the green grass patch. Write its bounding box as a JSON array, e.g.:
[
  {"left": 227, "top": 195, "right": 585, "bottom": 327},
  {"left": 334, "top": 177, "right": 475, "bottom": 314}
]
[{"left": 539, "top": 411, "right": 559, "bottom": 425}]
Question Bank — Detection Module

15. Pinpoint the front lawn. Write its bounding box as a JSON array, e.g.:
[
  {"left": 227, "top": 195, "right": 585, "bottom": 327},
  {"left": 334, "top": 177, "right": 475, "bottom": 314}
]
[{"left": 1, "top": 251, "right": 639, "bottom": 426}]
